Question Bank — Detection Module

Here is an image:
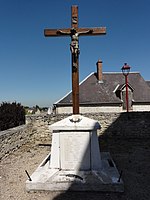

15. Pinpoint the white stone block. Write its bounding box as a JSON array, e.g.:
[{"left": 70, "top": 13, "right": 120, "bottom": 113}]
[
  {"left": 49, "top": 132, "right": 60, "bottom": 169},
  {"left": 26, "top": 115, "right": 124, "bottom": 192},
  {"left": 60, "top": 132, "right": 90, "bottom": 170}
]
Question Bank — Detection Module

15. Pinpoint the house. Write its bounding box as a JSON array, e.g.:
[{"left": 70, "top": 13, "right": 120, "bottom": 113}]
[{"left": 54, "top": 60, "right": 150, "bottom": 114}]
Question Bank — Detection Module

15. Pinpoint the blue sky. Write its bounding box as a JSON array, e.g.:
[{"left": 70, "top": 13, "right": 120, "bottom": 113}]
[{"left": 0, "top": 0, "right": 150, "bottom": 107}]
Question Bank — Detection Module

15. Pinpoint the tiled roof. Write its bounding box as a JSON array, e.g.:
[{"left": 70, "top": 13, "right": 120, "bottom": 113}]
[{"left": 55, "top": 72, "right": 150, "bottom": 105}]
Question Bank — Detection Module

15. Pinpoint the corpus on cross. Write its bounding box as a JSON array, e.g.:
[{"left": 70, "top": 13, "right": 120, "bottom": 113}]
[
  {"left": 57, "top": 28, "right": 93, "bottom": 67},
  {"left": 44, "top": 5, "right": 106, "bottom": 114}
]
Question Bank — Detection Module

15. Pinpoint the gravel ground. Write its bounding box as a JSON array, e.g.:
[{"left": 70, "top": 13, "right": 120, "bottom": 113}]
[{"left": 1, "top": 138, "right": 150, "bottom": 200}]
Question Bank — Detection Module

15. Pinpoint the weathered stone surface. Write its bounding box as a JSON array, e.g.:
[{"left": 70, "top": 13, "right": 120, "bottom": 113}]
[
  {"left": 26, "top": 115, "right": 123, "bottom": 192},
  {"left": 26, "top": 112, "right": 150, "bottom": 139},
  {"left": 1, "top": 112, "right": 150, "bottom": 159},
  {"left": 0, "top": 125, "right": 32, "bottom": 159}
]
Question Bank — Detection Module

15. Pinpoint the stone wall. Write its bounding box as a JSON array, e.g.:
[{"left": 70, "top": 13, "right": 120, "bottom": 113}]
[
  {"left": 84, "top": 112, "right": 150, "bottom": 138},
  {"left": 0, "top": 124, "right": 33, "bottom": 159},
  {"left": 25, "top": 114, "right": 69, "bottom": 144},
  {"left": 26, "top": 112, "right": 150, "bottom": 139},
  {"left": 1, "top": 112, "right": 150, "bottom": 159}
]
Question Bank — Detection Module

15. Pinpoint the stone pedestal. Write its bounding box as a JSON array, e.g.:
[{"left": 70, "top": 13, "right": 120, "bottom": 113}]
[
  {"left": 50, "top": 115, "right": 101, "bottom": 171},
  {"left": 26, "top": 115, "right": 124, "bottom": 192}
]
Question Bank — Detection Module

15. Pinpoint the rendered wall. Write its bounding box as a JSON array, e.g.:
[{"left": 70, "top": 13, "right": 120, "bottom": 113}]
[
  {"left": 133, "top": 105, "right": 150, "bottom": 111},
  {"left": 56, "top": 106, "right": 122, "bottom": 114},
  {"left": 56, "top": 105, "right": 150, "bottom": 114}
]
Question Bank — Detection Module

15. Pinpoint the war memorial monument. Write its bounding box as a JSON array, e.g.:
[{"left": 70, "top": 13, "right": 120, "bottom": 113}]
[{"left": 26, "top": 5, "right": 123, "bottom": 192}]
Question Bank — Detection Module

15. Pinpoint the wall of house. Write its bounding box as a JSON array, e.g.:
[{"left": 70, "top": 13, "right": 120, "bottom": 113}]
[
  {"left": 133, "top": 104, "right": 150, "bottom": 111},
  {"left": 56, "top": 106, "right": 122, "bottom": 114},
  {"left": 80, "top": 106, "right": 122, "bottom": 113},
  {"left": 1, "top": 112, "right": 150, "bottom": 159},
  {"left": 56, "top": 104, "right": 150, "bottom": 113},
  {"left": 56, "top": 107, "right": 72, "bottom": 114}
]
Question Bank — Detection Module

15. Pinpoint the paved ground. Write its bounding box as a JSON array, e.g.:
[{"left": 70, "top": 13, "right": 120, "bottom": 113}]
[{"left": 1, "top": 138, "right": 150, "bottom": 200}]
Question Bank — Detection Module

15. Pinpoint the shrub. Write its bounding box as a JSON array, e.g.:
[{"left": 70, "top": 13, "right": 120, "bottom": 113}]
[{"left": 0, "top": 102, "right": 25, "bottom": 131}]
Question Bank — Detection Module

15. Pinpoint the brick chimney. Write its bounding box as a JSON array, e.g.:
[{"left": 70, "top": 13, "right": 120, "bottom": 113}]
[{"left": 96, "top": 59, "right": 103, "bottom": 82}]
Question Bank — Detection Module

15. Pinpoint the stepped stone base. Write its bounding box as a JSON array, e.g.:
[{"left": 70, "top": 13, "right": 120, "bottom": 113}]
[{"left": 26, "top": 152, "right": 124, "bottom": 192}]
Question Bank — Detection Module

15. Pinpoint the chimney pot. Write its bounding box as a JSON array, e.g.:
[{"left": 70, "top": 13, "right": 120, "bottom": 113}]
[{"left": 96, "top": 59, "right": 103, "bottom": 82}]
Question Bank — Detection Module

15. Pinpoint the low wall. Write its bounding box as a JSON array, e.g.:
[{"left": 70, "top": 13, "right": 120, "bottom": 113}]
[
  {"left": 1, "top": 112, "right": 150, "bottom": 159},
  {"left": 0, "top": 114, "right": 67, "bottom": 159},
  {"left": 26, "top": 112, "right": 150, "bottom": 139},
  {"left": 0, "top": 124, "right": 33, "bottom": 159},
  {"left": 85, "top": 112, "right": 150, "bottom": 138},
  {"left": 25, "top": 114, "right": 69, "bottom": 143}
]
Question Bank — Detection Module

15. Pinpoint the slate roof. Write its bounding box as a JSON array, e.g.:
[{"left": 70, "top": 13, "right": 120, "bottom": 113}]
[{"left": 55, "top": 72, "right": 150, "bottom": 106}]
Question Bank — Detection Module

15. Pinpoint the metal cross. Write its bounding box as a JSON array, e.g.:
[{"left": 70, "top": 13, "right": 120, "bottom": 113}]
[{"left": 44, "top": 5, "right": 106, "bottom": 114}]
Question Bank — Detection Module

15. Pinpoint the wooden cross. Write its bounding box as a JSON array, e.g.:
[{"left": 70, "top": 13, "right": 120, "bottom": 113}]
[{"left": 44, "top": 5, "right": 106, "bottom": 114}]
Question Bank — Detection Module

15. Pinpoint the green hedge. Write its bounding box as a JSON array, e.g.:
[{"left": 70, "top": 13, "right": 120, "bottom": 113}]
[{"left": 0, "top": 102, "right": 25, "bottom": 131}]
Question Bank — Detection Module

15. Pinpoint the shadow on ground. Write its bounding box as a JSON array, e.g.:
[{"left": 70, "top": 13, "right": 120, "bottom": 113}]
[{"left": 52, "top": 112, "right": 150, "bottom": 200}]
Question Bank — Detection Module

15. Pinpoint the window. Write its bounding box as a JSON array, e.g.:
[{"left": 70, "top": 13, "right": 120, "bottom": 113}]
[{"left": 115, "top": 84, "right": 134, "bottom": 110}]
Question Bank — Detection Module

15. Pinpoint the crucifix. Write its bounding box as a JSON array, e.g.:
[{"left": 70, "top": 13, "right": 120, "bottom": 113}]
[{"left": 44, "top": 5, "right": 106, "bottom": 114}]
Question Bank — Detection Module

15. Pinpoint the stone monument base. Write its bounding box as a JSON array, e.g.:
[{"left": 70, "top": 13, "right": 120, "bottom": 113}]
[{"left": 26, "top": 152, "right": 124, "bottom": 192}]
